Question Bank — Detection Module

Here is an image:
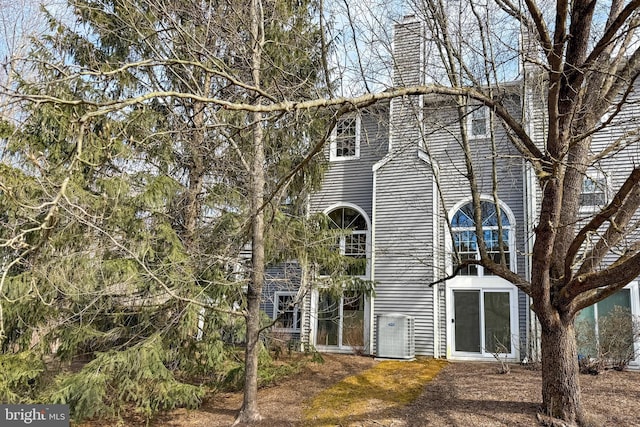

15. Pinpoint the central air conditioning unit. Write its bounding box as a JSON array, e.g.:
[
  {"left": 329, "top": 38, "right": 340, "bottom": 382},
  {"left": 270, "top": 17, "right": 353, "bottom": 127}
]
[{"left": 376, "top": 313, "right": 415, "bottom": 359}]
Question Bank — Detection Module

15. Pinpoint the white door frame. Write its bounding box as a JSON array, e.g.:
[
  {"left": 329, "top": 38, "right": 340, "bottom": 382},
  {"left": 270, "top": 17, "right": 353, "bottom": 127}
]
[
  {"left": 311, "top": 289, "right": 371, "bottom": 354},
  {"left": 446, "top": 276, "right": 519, "bottom": 361}
]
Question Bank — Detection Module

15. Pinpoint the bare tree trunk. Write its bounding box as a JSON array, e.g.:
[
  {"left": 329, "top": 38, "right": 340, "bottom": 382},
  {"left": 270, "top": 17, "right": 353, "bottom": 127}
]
[
  {"left": 235, "top": 180, "right": 265, "bottom": 424},
  {"left": 540, "top": 319, "right": 584, "bottom": 426},
  {"left": 234, "top": 0, "right": 264, "bottom": 423},
  {"left": 182, "top": 99, "right": 206, "bottom": 251}
]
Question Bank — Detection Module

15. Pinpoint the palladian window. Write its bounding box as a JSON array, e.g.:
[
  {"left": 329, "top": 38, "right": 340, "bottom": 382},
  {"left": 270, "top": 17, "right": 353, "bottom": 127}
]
[{"left": 451, "top": 200, "right": 511, "bottom": 276}]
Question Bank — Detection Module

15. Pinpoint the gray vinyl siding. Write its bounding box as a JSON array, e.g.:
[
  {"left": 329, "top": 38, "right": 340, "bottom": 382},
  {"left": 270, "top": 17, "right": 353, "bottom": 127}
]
[
  {"left": 369, "top": 18, "right": 437, "bottom": 357},
  {"left": 308, "top": 106, "right": 389, "bottom": 220},
  {"left": 424, "top": 90, "right": 530, "bottom": 359},
  {"left": 587, "top": 82, "right": 640, "bottom": 265},
  {"left": 261, "top": 262, "right": 303, "bottom": 340},
  {"left": 373, "top": 151, "right": 436, "bottom": 356},
  {"left": 528, "top": 78, "right": 640, "bottom": 269}
]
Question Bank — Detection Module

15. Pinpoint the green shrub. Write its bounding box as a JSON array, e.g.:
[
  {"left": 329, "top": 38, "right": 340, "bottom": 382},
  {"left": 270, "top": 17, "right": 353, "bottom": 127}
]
[
  {"left": 221, "top": 341, "right": 306, "bottom": 391},
  {"left": 0, "top": 351, "right": 45, "bottom": 403},
  {"left": 44, "top": 335, "right": 203, "bottom": 422}
]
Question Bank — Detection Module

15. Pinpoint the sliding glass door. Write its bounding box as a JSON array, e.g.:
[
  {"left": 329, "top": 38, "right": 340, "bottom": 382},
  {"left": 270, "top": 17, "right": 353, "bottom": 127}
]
[
  {"left": 452, "top": 288, "right": 514, "bottom": 357},
  {"left": 316, "top": 290, "right": 365, "bottom": 349}
]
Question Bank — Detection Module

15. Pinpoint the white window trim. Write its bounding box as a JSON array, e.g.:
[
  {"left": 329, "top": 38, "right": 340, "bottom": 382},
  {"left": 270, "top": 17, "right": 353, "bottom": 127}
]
[
  {"left": 628, "top": 282, "right": 640, "bottom": 368},
  {"left": 330, "top": 115, "right": 361, "bottom": 161},
  {"left": 273, "top": 291, "right": 301, "bottom": 332},
  {"left": 467, "top": 105, "right": 490, "bottom": 139},
  {"left": 445, "top": 197, "right": 517, "bottom": 277}
]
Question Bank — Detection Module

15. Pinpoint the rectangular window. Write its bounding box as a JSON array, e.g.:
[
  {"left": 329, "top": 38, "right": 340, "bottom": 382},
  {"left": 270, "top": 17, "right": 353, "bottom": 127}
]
[
  {"left": 343, "top": 231, "right": 367, "bottom": 276},
  {"left": 468, "top": 106, "right": 488, "bottom": 138},
  {"left": 274, "top": 293, "right": 300, "bottom": 331},
  {"left": 580, "top": 175, "right": 607, "bottom": 208},
  {"left": 576, "top": 289, "right": 635, "bottom": 364},
  {"left": 452, "top": 229, "right": 510, "bottom": 276},
  {"left": 330, "top": 116, "right": 360, "bottom": 160},
  {"left": 484, "top": 230, "right": 510, "bottom": 276}
]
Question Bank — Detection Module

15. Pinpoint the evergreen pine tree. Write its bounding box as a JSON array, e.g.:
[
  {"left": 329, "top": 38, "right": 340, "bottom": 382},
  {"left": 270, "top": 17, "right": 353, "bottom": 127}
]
[{"left": 1, "top": 0, "right": 331, "bottom": 422}]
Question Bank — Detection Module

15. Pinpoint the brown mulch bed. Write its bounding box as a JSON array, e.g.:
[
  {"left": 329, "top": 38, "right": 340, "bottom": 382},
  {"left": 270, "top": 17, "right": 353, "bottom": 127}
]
[
  {"left": 108, "top": 354, "right": 640, "bottom": 426},
  {"left": 156, "top": 354, "right": 377, "bottom": 426},
  {"left": 395, "top": 362, "right": 640, "bottom": 427}
]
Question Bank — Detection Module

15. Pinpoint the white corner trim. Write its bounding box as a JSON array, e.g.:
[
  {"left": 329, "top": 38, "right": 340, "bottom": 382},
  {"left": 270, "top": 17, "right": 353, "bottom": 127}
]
[{"left": 372, "top": 153, "right": 394, "bottom": 172}]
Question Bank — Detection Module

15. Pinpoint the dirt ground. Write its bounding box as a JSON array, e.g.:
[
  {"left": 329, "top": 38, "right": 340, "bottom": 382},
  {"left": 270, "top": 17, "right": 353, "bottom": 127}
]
[{"left": 152, "top": 354, "right": 640, "bottom": 426}]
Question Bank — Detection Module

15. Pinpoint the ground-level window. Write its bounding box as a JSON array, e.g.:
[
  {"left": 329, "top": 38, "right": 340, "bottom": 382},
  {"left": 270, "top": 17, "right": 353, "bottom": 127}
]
[
  {"left": 575, "top": 288, "right": 638, "bottom": 366},
  {"left": 274, "top": 292, "right": 301, "bottom": 332},
  {"left": 316, "top": 290, "right": 364, "bottom": 348}
]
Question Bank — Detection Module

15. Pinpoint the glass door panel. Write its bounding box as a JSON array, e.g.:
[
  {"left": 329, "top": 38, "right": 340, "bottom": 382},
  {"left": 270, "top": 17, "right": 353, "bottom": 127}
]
[
  {"left": 317, "top": 290, "right": 365, "bottom": 348},
  {"left": 317, "top": 291, "right": 339, "bottom": 346},
  {"left": 577, "top": 289, "right": 633, "bottom": 357},
  {"left": 598, "top": 289, "right": 631, "bottom": 318},
  {"left": 598, "top": 290, "right": 633, "bottom": 357},
  {"left": 484, "top": 292, "right": 511, "bottom": 353},
  {"left": 342, "top": 292, "right": 364, "bottom": 347},
  {"left": 454, "top": 290, "right": 481, "bottom": 353}
]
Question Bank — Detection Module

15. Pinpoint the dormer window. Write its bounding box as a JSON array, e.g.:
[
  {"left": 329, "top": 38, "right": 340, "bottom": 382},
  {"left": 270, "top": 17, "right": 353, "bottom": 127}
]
[
  {"left": 468, "top": 106, "right": 489, "bottom": 138},
  {"left": 330, "top": 115, "right": 361, "bottom": 161}
]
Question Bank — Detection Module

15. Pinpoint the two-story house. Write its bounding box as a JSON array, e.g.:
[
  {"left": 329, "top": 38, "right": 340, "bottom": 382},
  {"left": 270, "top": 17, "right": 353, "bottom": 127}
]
[{"left": 262, "top": 17, "right": 640, "bottom": 364}]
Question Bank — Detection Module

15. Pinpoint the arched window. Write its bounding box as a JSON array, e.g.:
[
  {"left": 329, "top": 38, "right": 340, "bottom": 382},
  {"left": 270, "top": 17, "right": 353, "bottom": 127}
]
[
  {"left": 451, "top": 200, "right": 512, "bottom": 276},
  {"left": 326, "top": 206, "right": 368, "bottom": 276},
  {"left": 317, "top": 206, "right": 368, "bottom": 349}
]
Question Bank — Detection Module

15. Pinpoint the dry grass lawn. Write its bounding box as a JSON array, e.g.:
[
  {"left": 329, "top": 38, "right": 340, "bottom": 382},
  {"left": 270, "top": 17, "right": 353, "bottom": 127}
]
[{"left": 303, "top": 358, "right": 448, "bottom": 426}]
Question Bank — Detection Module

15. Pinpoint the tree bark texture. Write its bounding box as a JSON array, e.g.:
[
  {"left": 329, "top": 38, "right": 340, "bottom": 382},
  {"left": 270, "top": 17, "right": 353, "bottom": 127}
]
[
  {"left": 540, "top": 320, "right": 584, "bottom": 425},
  {"left": 235, "top": 0, "right": 265, "bottom": 423},
  {"left": 234, "top": 118, "right": 265, "bottom": 425}
]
